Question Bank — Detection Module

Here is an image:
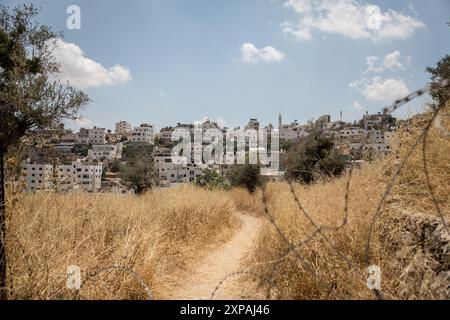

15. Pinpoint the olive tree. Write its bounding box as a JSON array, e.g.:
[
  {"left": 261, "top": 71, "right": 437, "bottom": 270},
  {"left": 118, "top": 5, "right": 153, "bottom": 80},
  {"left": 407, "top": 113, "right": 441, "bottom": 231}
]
[{"left": 0, "top": 5, "right": 89, "bottom": 298}]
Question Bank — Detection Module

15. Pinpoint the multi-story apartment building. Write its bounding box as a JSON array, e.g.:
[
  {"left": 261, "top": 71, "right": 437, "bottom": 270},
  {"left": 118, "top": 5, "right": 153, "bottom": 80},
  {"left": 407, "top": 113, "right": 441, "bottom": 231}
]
[
  {"left": 160, "top": 127, "right": 175, "bottom": 141},
  {"left": 88, "top": 127, "right": 106, "bottom": 144},
  {"left": 75, "top": 136, "right": 89, "bottom": 145},
  {"left": 154, "top": 154, "right": 205, "bottom": 186},
  {"left": 58, "top": 160, "right": 102, "bottom": 192},
  {"left": 22, "top": 163, "right": 54, "bottom": 192},
  {"left": 245, "top": 118, "right": 260, "bottom": 131},
  {"left": 115, "top": 121, "right": 133, "bottom": 136},
  {"left": 88, "top": 143, "right": 123, "bottom": 162},
  {"left": 22, "top": 160, "right": 102, "bottom": 192},
  {"left": 131, "top": 124, "right": 154, "bottom": 144},
  {"left": 78, "top": 128, "right": 89, "bottom": 138},
  {"left": 363, "top": 112, "right": 396, "bottom": 131},
  {"left": 279, "top": 120, "right": 308, "bottom": 142},
  {"left": 338, "top": 127, "right": 366, "bottom": 142}
]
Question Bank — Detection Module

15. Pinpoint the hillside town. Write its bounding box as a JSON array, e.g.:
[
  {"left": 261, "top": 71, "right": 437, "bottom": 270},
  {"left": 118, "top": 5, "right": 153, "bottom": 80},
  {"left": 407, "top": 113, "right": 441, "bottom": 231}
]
[{"left": 18, "top": 112, "right": 397, "bottom": 193}]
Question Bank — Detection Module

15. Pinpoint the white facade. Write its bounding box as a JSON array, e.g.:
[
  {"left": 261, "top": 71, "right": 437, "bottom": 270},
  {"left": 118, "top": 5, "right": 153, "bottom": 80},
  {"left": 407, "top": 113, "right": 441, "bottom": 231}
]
[
  {"left": 280, "top": 123, "right": 308, "bottom": 141},
  {"left": 88, "top": 127, "right": 106, "bottom": 144},
  {"left": 245, "top": 118, "right": 260, "bottom": 131},
  {"left": 58, "top": 160, "right": 102, "bottom": 192},
  {"left": 338, "top": 127, "right": 366, "bottom": 142},
  {"left": 115, "top": 121, "right": 132, "bottom": 135},
  {"left": 131, "top": 125, "right": 154, "bottom": 144},
  {"left": 154, "top": 155, "right": 205, "bottom": 185},
  {"left": 75, "top": 136, "right": 90, "bottom": 145},
  {"left": 88, "top": 143, "right": 123, "bottom": 161},
  {"left": 22, "top": 163, "right": 54, "bottom": 192},
  {"left": 23, "top": 160, "right": 102, "bottom": 192},
  {"left": 160, "top": 128, "right": 174, "bottom": 141}
]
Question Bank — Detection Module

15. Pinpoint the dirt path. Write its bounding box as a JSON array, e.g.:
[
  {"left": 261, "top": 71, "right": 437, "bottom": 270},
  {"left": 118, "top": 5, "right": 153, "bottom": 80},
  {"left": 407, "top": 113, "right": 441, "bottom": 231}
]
[{"left": 168, "top": 213, "right": 263, "bottom": 300}]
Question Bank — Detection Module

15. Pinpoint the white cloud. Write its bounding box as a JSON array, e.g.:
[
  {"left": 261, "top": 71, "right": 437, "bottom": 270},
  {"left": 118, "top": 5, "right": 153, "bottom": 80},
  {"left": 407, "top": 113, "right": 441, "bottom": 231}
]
[
  {"left": 240, "top": 42, "right": 286, "bottom": 63},
  {"left": 382, "top": 50, "right": 411, "bottom": 70},
  {"left": 50, "top": 39, "right": 132, "bottom": 88},
  {"left": 351, "top": 101, "right": 365, "bottom": 110},
  {"left": 283, "top": 0, "right": 425, "bottom": 42},
  {"left": 364, "top": 50, "right": 411, "bottom": 74},
  {"left": 350, "top": 76, "right": 409, "bottom": 102},
  {"left": 73, "top": 117, "right": 94, "bottom": 128}
]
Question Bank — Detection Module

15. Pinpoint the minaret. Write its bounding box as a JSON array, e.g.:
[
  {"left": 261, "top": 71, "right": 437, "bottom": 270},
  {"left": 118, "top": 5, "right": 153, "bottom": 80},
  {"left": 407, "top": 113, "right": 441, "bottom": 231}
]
[{"left": 278, "top": 113, "right": 282, "bottom": 129}]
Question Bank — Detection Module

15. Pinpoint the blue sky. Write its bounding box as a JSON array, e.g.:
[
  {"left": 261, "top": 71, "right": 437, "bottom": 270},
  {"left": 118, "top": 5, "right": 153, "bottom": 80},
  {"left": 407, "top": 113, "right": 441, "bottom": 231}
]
[{"left": 5, "top": 0, "right": 450, "bottom": 130}]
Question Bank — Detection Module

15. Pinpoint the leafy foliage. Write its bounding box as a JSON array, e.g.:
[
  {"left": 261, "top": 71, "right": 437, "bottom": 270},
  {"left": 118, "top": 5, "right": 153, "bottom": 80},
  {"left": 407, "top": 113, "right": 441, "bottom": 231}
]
[
  {"left": 0, "top": 4, "right": 89, "bottom": 151},
  {"left": 121, "top": 157, "right": 155, "bottom": 195},
  {"left": 109, "top": 159, "right": 123, "bottom": 173},
  {"left": 195, "top": 168, "right": 230, "bottom": 191},
  {"left": 227, "top": 164, "right": 263, "bottom": 193},
  {"left": 426, "top": 54, "right": 450, "bottom": 108},
  {"left": 285, "top": 131, "right": 347, "bottom": 184}
]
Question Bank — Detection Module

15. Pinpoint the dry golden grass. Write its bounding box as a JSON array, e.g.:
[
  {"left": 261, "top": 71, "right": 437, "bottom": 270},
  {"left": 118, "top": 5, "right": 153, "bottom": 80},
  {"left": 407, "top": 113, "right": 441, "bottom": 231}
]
[
  {"left": 389, "top": 102, "right": 450, "bottom": 217},
  {"left": 229, "top": 188, "right": 264, "bottom": 216},
  {"left": 248, "top": 101, "right": 450, "bottom": 300},
  {"left": 249, "top": 166, "right": 387, "bottom": 299},
  {"left": 5, "top": 185, "right": 238, "bottom": 299}
]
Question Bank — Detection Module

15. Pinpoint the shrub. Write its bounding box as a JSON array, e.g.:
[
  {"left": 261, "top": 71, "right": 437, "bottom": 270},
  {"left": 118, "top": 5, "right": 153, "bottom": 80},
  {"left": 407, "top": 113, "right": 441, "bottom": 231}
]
[
  {"left": 227, "top": 164, "right": 263, "bottom": 193},
  {"left": 195, "top": 168, "right": 230, "bottom": 190},
  {"left": 285, "top": 131, "right": 347, "bottom": 184},
  {"left": 121, "top": 157, "right": 155, "bottom": 195}
]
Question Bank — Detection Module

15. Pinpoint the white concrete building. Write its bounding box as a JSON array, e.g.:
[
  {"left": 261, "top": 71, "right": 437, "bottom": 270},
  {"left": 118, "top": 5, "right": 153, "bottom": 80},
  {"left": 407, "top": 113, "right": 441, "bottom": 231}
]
[
  {"left": 22, "top": 163, "right": 54, "bottom": 192},
  {"left": 115, "top": 121, "right": 132, "bottom": 135},
  {"left": 75, "top": 136, "right": 90, "bottom": 145},
  {"left": 22, "top": 160, "right": 102, "bottom": 192},
  {"left": 88, "top": 143, "right": 123, "bottom": 162},
  {"left": 338, "top": 127, "right": 366, "bottom": 142},
  {"left": 280, "top": 121, "right": 308, "bottom": 142},
  {"left": 131, "top": 124, "right": 154, "bottom": 144},
  {"left": 160, "top": 127, "right": 174, "bottom": 141},
  {"left": 88, "top": 127, "right": 106, "bottom": 144},
  {"left": 154, "top": 155, "right": 205, "bottom": 185},
  {"left": 58, "top": 160, "right": 102, "bottom": 192},
  {"left": 245, "top": 118, "right": 260, "bottom": 131}
]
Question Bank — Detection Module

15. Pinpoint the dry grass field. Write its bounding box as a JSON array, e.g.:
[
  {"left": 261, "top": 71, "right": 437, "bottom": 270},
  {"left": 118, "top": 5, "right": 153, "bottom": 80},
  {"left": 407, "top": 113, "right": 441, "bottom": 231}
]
[{"left": 5, "top": 186, "right": 238, "bottom": 299}]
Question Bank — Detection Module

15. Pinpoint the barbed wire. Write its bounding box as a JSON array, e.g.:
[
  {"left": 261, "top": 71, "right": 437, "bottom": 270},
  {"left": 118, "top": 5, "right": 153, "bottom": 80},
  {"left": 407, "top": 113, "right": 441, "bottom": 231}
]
[{"left": 209, "top": 77, "right": 450, "bottom": 300}]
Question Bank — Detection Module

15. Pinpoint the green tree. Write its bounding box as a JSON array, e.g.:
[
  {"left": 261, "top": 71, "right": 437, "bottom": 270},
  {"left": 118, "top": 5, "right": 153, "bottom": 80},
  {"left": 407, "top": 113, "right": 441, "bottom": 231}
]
[
  {"left": 427, "top": 55, "right": 450, "bottom": 108},
  {"left": 109, "top": 159, "right": 123, "bottom": 173},
  {"left": 285, "top": 131, "right": 347, "bottom": 184},
  {"left": 425, "top": 19, "right": 450, "bottom": 108},
  {"left": 0, "top": 5, "right": 89, "bottom": 298},
  {"left": 195, "top": 168, "right": 230, "bottom": 190},
  {"left": 227, "top": 164, "right": 263, "bottom": 193},
  {"left": 121, "top": 158, "right": 155, "bottom": 195}
]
